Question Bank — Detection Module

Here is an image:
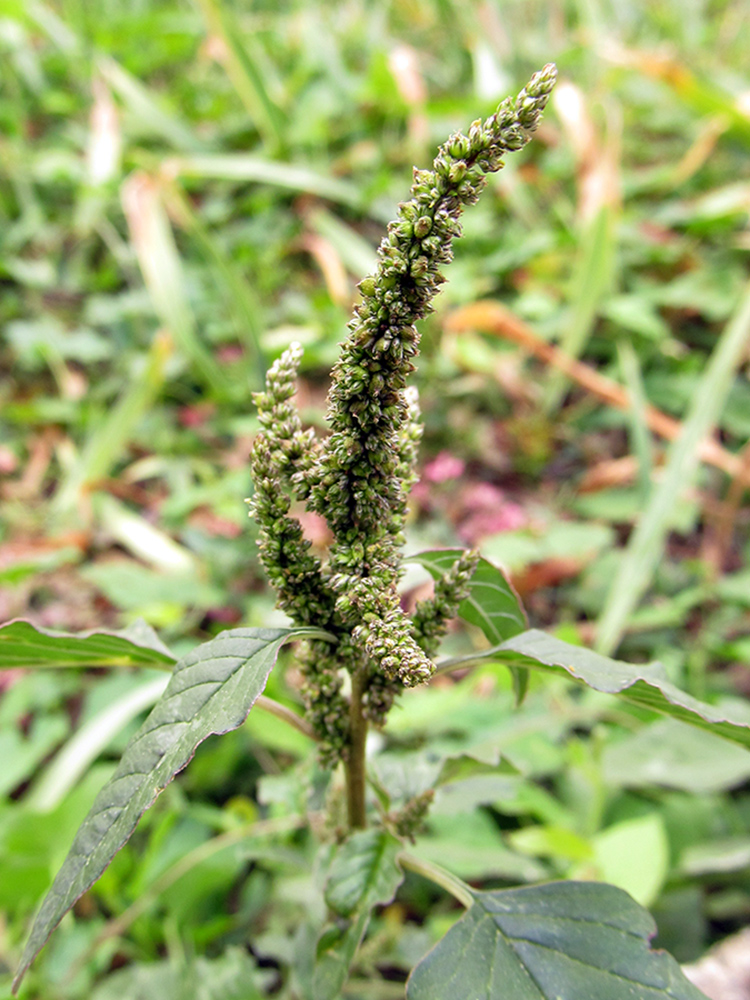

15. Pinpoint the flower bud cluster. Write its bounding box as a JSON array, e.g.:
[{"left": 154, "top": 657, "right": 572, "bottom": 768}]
[
  {"left": 412, "top": 550, "right": 480, "bottom": 658},
  {"left": 299, "top": 640, "right": 350, "bottom": 768},
  {"left": 342, "top": 578, "right": 435, "bottom": 687},
  {"left": 249, "top": 345, "right": 335, "bottom": 627},
  {"left": 252, "top": 342, "right": 319, "bottom": 497},
  {"left": 388, "top": 789, "right": 435, "bottom": 843}
]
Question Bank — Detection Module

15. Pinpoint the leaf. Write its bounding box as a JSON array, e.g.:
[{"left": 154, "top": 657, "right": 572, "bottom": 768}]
[
  {"left": 325, "top": 828, "right": 403, "bottom": 917},
  {"left": 311, "top": 830, "right": 403, "bottom": 1000},
  {"left": 0, "top": 715, "right": 69, "bottom": 799},
  {"left": 406, "top": 881, "right": 709, "bottom": 1000},
  {"left": 415, "top": 811, "right": 547, "bottom": 883},
  {"left": 543, "top": 204, "right": 616, "bottom": 414},
  {"left": 12, "top": 626, "right": 330, "bottom": 993},
  {"left": 410, "top": 549, "right": 529, "bottom": 699},
  {"left": 440, "top": 629, "right": 750, "bottom": 751},
  {"left": 97, "top": 56, "right": 208, "bottom": 153},
  {"left": 591, "top": 814, "right": 669, "bottom": 908},
  {"left": 121, "top": 172, "right": 232, "bottom": 398},
  {"left": 53, "top": 334, "right": 171, "bottom": 512},
  {"left": 90, "top": 947, "right": 264, "bottom": 1000},
  {"left": 603, "top": 718, "right": 750, "bottom": 793},
  {"left": 0, "top": 618, "right": 176, "bottom": 670},
  {"left": 311, "top": 911, "right": 369, "bottom": 1000},
  {"left": 195, "top": 0, "right": 286, "bottom": 153}
]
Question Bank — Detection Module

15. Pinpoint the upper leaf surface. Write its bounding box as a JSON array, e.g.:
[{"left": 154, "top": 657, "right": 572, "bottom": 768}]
[
  {"left": 13, "top": 626, "right": 326, "bottom": 992},
  {"left": 409, "top": 549, "right": 527, "bottom": 642},
  {"left": 406, "top": 881, "right": 709, "bottom": 1000},
  {"left": 441, "top": 629, "right": 750, "bottom": 750},
  {"left": 0, "top": 618, "right": 176, "bottom": 669}
]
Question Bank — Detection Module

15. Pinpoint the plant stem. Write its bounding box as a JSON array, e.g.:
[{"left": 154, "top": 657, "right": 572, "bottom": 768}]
[
  {"left": 345, "top": 664, "right": 368, "bottom": 829},
  {"left": 256, "top": 694, "right": 316, "bottom": 739},
  {"left": 398, "top": 852, "right": 474, "bottom": 909}
]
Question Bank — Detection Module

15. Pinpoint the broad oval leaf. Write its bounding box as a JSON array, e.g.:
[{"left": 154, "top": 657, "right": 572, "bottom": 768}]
[
  {"left": 407, "top": 881, "right": 709, "bottom": 1000},
  {"left": 0, "top": 618, "right": 176, "bottom": 670},
  {"left": 439, "top": 629, "right": 750, "bottom": 750},
  {"left": 13, "top": 625, "right": 329, "bottom": 993},
  {"left": 409, "top": 549, "right": 527, "bottom": 643}
]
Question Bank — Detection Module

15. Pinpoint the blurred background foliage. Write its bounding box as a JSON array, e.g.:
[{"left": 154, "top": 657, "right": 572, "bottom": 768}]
[{"left": 2, "top": 0, "right": 750, "bottom": 996}]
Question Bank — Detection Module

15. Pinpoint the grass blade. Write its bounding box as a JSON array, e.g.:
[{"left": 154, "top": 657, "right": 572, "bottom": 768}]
[
  {"left": 597, "top": 279, "right": 750, "bottom": 655},
  {"left": 97, "top": 56, "right": 208, "bottom": 154},
  {"left": 195, "top": 0, "right": 286, "bottom": 153},
  {"left": 543, "top": 204, "right": 616, "bottom": 413},
  {"left": 53, "top": 332, "right": 171, "bottom": 514},
  {"left": 162, "top": 154, "right": 383, "bottom": 217},
  {"left": 161, "top": 182, "right": 267, "bottom": 387},
  {"left": 617, "top": 340, "right": 653, "bottom": 498},
  {"left": 122, "top": 171, "right": 232, "bottom": 397}
]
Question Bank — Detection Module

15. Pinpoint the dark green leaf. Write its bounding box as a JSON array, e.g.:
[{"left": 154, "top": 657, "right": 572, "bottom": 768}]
[
  {"left": 0, "top": 619, "right": 176, "bottom": 670},
  {"left": 13, "top": 626, "right": 330, "bottom": 993},
  {"left": 407, "top": 881, "right": 709, "bottom": 999},
  {"left": 440, "top": 630, "right": 750, "bottom": 750},
  {"left": 311, "top": 911, "right": 369, "bottom": 1000}
]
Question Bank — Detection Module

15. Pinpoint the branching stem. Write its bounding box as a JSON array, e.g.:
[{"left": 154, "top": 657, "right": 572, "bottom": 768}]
[{"left": 256, "top": 695, "right": 316, "bottom": 739}]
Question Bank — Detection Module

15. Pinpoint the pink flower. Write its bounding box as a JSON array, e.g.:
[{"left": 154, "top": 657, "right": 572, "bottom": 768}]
[
  {"left": 457, "top": 483, "right": 527, "bottom": 544},
  {"left": 423, "top": 451, "right": 466, "bottom": 483}
]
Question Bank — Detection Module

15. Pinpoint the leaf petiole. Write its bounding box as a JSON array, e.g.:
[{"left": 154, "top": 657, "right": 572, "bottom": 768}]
[{"left": 398, "top": 852, "right": 474, "bottom": 909}]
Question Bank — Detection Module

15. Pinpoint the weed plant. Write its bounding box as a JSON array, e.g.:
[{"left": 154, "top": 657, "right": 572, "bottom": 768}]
[{"left": 5, "top": 63, "right": 743, "bottom": 999}]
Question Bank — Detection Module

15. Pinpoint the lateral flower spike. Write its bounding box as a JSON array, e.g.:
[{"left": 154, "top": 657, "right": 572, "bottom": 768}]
[{"left": 412, "top": 549, "right": 480, "bottom": 658}]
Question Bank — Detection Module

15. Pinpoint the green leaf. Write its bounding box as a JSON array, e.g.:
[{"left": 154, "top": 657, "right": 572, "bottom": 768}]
[
  {"left": 440, "top": 629, "right": 750, "bottom": 750},
  {"left": 13, "top": 626, "right": 330, "bottom": 993},
  {"left": 543, "top": 204, "right": 616, "bottom": 413},
  {"left": 603, "top": 718, "right": 750, "bottom": 793},
  {"left": 592, "top": 814, "right": 669, "bottom": 907},
  {"left": 407, "top": 881, "right": 708, "bottom": 1000},
  {"left": 325, "top": 828, "right": 403, "bottom": 917},
  {"left": 311, "top": 830, "right": 403, "bottom": 1000},
  {"left": 311, "top": 911, "right": 369, "bottom": 1000},
  {"left": 90, "top": 947, "right": 264, "bottom": 1000},
  {"left": 0, "top": 619, "right": 176, "bottom": 670},
  {"left": 28, "top": 676, "right": 170, "bottom": 812},
  {"left": 163, "top": 154, "right": 375, "bottom": 216},
  {"left": 410, "top": 549, "right": 529, "bottom": 700}
]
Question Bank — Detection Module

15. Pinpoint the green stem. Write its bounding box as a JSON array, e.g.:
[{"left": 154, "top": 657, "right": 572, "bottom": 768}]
[
  {"left": 398, "top": 852, "right": 474, "bottom": 908},
  {"left": 345, "top": 664, "right": 368, "bottom": 829},
  {"left": 256, "top": 695, "right": 315, "bottom": 739}
]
